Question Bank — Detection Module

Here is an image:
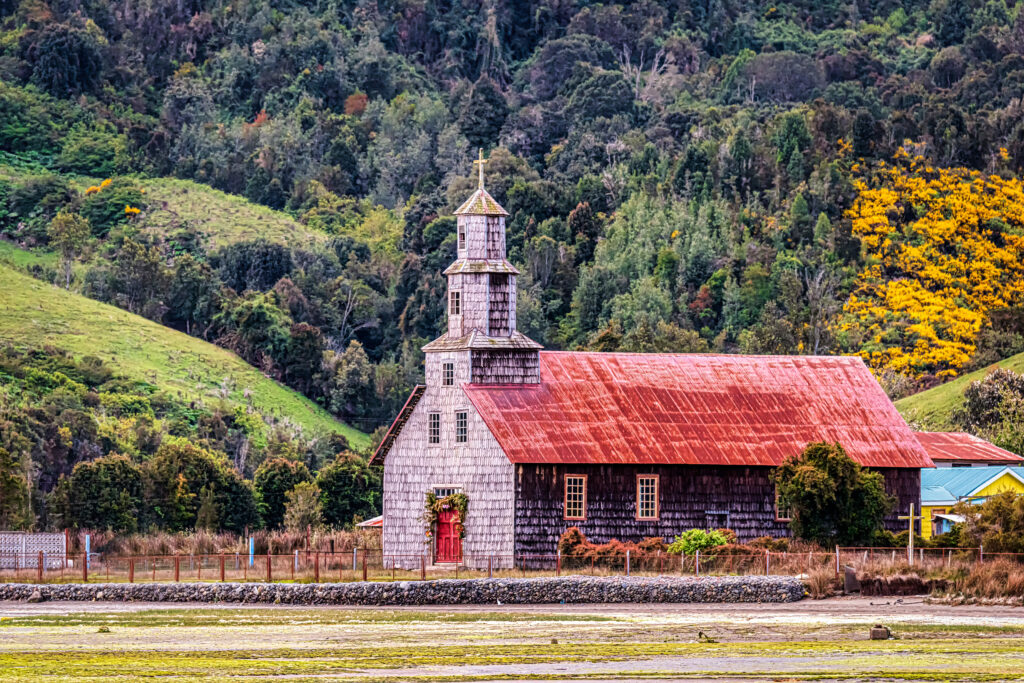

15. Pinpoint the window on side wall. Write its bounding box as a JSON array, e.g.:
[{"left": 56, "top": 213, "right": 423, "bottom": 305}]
[
  {"left": 428, "top": 413, "right": 440, "bottom": 445},
  {"left": 636, "top": 475, "right": 659, "bottom": 520},
  {"left": 450, "top": 290, "right": 461, "bottom": 316},
  {"left": 775, "top": 485, "right": 792, "bottom": 522},
  {"left": 443, "top": 362, "right": 454, "bottom": 386},
  {"left": 455, "top": 411, "right": 467, "bottom": 443},
  {"left": 458, "top": 226, "right": 465, "bottom": 250},
  {"left": 564, "top": 475, "right": 587, "bottom": 520}
]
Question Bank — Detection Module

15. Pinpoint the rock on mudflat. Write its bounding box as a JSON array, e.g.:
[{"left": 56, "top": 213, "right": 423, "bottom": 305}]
[{"left": 0, "top": 575, "right": 804, "bottom": 605}]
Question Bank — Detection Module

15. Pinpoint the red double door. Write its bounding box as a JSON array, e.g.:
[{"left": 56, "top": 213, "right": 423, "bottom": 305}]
[{"left": 435, "top": 510, "right": 462, "bottom": 563}]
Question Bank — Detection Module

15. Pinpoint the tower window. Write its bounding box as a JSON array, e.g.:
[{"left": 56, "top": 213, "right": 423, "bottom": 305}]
[
  {"left": 458, "top": 226, "right": 465, "bottom": 250},
  {"left": 450, "top": 290, "right": 461, "bottom": 315},
  {"left": 455, "top": 411, "right": 467, "bottom": 443},
  {"left": 442, "top": 363, "right": 454, "bottom": 386},
  {"left": 428, "top": 413, "right": 440, "bottom": 444}
]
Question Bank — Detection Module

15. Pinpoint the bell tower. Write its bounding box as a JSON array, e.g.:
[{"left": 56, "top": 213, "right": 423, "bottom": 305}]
[{"left": 422, "top": 150, "right": 542, "bottom": 385}]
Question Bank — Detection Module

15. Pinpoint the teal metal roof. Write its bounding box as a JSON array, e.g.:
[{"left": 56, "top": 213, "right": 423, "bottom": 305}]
[{"left": 921, "top": 467, "right": 1024, "bottom": 503}]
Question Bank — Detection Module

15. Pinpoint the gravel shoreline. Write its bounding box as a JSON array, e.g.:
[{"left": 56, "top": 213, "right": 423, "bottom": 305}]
[{"left": 0, "top": 575, "right": 805, "bottom": 605}]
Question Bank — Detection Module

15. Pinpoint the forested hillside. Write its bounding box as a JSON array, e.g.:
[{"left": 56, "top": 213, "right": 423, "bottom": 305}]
[{"left": 3, "top": 0, "right": 1024, "bottom": 528}]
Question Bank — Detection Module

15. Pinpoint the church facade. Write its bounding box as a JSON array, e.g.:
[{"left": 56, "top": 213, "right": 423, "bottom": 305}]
[{"left": 371, "top": 155, "right": 932, "bottom": 567}]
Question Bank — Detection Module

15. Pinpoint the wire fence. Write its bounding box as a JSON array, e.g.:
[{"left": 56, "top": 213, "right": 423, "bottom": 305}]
[{"left": 3, "top": 547, "right": 1021, "bottom": 584}]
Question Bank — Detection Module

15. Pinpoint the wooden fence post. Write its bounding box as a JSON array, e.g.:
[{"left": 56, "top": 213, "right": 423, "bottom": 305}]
[
  {"left": 421, "top": 555, "right": 426, "bottom": 581},
  {"left": 314, "top": 552, "right": 320, "bottom": 583},
  {"left": 361, "top": 551, "right": 367, "bottom": 582},
  {"left": 82, "top": 553, "right": 88, "bottom": 583},
  {"left": 129, "top": 558, "right": 135, "bottom": 584},
  {"left": 220, "top": 554, "right": 225, "bottom": 582},
  {"left": 174, "top": 555, "right": 180, "bottom": 582},
  {"left": 765, "top": 549, "right": 770, "bottom": 575},
  {"left": 556, "top": 552, "right": 560, "bottom": 577},
  {"left": 266, "top": 553, "right": 272, "bottom": 582},
  {"left": 37, "top": 551, "right": 43, "bottom": 583}
]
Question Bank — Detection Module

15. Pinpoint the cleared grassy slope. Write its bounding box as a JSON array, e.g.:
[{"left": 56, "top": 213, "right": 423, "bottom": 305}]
[
  {"left": 0, "top": 265, "right": 368, "bottom": 448},
  {"left": 1, "top": 163, "right": 327, "bottom": 251},
  {"left": 138, "top": 177, "right": 327, "bottom": 250},
  {"left": 895, "top": 351, "right": 1024, "bottom": 429}
]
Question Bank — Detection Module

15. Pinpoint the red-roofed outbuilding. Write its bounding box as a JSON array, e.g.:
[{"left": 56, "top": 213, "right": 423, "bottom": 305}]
[{"left": 916, "top": 432, "right": 1024, "bottom": 467}]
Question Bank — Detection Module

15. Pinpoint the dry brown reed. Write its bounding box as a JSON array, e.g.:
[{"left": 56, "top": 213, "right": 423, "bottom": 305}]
[
  {"left": 72, "top": 528, "right": 382, "bottom": 556},
  {"left": 806, "top": 566, "right": 839, "bottom": 599},
  {"left": 953, "top": 559, "right": 1024, "bottom": 599}
]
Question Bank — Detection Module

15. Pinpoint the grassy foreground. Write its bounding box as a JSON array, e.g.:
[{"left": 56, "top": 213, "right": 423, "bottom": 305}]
[
  {"left": 896, "top": 351, "right": 1024, "bottom": 429},
  {"left": 0, "top": 264, "right": 367, "bottom": 447},
  {"left": 1, "top": 606, "right": 1024, "bottom": 681}
]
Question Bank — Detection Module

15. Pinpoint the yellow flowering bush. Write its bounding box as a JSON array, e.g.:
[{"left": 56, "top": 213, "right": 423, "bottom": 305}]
[{"left": 842, "top": 152, "right": 1024, "bottom": 379}]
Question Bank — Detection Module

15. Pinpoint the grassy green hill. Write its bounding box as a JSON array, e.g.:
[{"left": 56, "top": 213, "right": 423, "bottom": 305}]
[
  {"left": 895, "top": 352, "right": 1024, "bottom": 430},
  {"left": 137, "top": 177, "right": 327, "bottom": 250},
  {"left": 0, "top": 264, "right": 368, "bottom": 449},
  {"left": 1, "top": 163, "right": 328, "bottom": 251}
]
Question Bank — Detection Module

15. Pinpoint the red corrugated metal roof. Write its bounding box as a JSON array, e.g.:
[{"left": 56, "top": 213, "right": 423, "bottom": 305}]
[
  {"left": 916, "top": 431, "right": 1024, "bottom": 464},
  {"left": 463, "top": 351, "right": 933, "bottom": 469}
]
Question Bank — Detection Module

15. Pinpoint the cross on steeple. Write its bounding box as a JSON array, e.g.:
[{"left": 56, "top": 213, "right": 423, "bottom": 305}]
[{"left": 472, "top": 148, "right": 487, "bottom": 190}]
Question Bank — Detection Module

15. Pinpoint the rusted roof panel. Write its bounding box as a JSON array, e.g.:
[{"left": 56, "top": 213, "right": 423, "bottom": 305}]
[
  {"left": 422, "top": 329, "right": 543, "bottom": 352},
  {"left": 443, "top": 259, "right": 519, "bottom": 275},
  {"left": 463, "top": 352, "right": 933, "bottom": 469},
  {"left": 369, "top": 385, "right": 425, "bottom": 465},
  {"left": 916, "top": 431, "right": 1024, "bottom": 464}
]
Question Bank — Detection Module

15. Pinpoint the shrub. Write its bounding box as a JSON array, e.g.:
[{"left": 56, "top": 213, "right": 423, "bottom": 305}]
[
  {"left": 666, "top": 528, "right": 731, "bottom": 555},
  {"left": 316, "top": 451, "right": 380, "bottom": 528},
  {"left": 49, "top": 454, "right": 143, "bottom": 532},
  {"left": 79, "top": 178, "right": 147, "bottom": 237},
  {"left": 557, "top": 527, "right": 666, "bottom": 561},
  {"left": 254, "top": 458, "right": 312, "bottom": 529},
  {"left": 774, "top": 442, "right": 895, "bottom": 546},
  {"left": 283, "top": 481, "right": 324, "bottom": 531}
]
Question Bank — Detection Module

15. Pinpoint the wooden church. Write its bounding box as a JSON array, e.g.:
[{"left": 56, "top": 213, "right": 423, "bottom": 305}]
[{"left": 371, "top": 153, "right": 933, "bottom": 567}]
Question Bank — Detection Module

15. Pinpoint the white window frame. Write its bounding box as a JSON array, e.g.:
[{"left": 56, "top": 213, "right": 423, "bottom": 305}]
[
  {"left": 428, "top": 412, "right": 440, "bottom": 445},
  {"left": 455, "top": 411, "right": 468, "bottom": 443},
  {"left": 442, "top": 362, "right": 454, "bottom": 386},
  {"left": 450, "top": 290, "right": 461, "bottom": 316}
]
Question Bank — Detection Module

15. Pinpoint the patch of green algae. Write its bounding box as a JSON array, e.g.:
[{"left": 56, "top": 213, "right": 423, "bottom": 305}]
[{"left": 3, "top": 608, "right": 1024, "bottom": 681}]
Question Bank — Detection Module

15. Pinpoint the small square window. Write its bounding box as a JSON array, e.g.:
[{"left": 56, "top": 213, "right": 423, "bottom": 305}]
[
  {"left": 564, "top": 475, "right": 586, "bottom": 520},
  {"left": 637, "top": 475, "right": 659, "bottom": 520},
  {"left": 450, "top": 290, "right": 461, "bottom": 316},
  {"left": 428, "top": 413, "right": 440, "bottom": 444},
  {"left": 458, "top": 227, "right": 465, "bottom": 249},
  {"left": 455, "top": 411, "right": 467, "bottom": 443},
  {"left": 442, "top": 363, "right": 454, "bottom": 386}
]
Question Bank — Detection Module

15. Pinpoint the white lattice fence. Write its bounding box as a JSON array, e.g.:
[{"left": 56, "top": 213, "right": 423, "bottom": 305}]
[{"left": 0, "top": 532, "right": 66, "bottom": 569}]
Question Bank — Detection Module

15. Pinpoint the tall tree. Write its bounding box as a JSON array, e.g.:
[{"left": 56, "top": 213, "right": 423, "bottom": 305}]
[{"left": 47, "top": 210, "right": 89, "bottom": 289}]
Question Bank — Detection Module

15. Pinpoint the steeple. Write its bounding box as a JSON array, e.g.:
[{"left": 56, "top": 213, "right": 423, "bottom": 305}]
[{"left": 422, "top": 149, "right": 541, "bottom": 385}]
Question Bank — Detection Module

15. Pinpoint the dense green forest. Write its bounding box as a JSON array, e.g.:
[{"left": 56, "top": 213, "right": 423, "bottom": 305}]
[{"left": 3, "top": 0, "right": 1024, "bottom": 531}]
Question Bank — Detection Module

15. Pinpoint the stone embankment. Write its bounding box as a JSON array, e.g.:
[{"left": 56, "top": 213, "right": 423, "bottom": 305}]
[{"left": 0, "top": 575, "right": 804, "bottom": 605}]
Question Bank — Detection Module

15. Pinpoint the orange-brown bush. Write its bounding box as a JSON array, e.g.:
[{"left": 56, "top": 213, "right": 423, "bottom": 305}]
[{"left": 557, "top": 527, "right": 666, "bottom": 562}]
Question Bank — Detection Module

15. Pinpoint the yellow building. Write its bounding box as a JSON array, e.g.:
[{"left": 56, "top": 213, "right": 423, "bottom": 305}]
[{"left": 921, "top": 467, "right": 1024, "bottom": 538}]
